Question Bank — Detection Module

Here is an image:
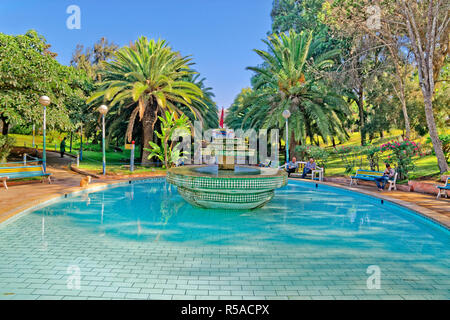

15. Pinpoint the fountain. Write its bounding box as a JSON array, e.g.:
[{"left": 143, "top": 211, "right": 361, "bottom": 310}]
[{"left": 167, "top": 131, "right": 287, "bottom": 209}]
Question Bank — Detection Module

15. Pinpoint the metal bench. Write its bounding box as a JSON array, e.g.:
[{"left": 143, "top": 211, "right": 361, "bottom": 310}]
[
  {"left": 350, "top": 169, "right": 397, "bottom": 191},
  {"left": 436, "top": 177, "right": 450, "bottom": 199},
  {"left": 0, "top": 165, "right": 51, "bottom": 190}
]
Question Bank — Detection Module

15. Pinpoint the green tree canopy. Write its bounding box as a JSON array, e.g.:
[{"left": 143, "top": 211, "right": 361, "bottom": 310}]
[
  {"left": 0, "top": 30, "right": 91, "bottom": 134},
  {"left": 87, "top": 36, "right": 210, "bottom": 165}
]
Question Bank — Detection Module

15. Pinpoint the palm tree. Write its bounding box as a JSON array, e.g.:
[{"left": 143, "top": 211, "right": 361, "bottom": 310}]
[
  {"left": 87, "top": 36, "right": 205, "bottom": 165},
  {"left": 239, "top": 30, "right": 349, "bottom": 156},
  {"left": 179, "top": 74, "right": 219, "bottom": 130}
]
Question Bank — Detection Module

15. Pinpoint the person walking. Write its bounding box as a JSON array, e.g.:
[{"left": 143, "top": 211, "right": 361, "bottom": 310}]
[{"left": 60, "top": 137, "right": 67, "bottom": 158}]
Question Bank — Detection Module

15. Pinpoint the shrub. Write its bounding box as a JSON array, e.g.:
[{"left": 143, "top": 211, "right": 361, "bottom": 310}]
[
  {"left": 0, "top": 135, "right": 16, "bottom": 162},
  {"left": 295, "top": 145, "right": 330, "bottom": 170},
  {"left": 361, "top": 145, "right": 381, "bottom": 171},
  {"left": 380, "top": 139, "right": 422, "bottom": 180}
]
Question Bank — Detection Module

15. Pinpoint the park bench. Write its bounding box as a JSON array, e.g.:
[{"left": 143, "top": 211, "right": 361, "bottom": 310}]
[
  {"left": 349, "top": 169, "right": 397, "bottom": 191},
  {"left": 280, "top": 161, "right": 324, "bottom": 181},
  {"left": 0, "top": 165, "right": 51, "bottom": 190},
  {"left": 436, "top": 177, "right": 449, "bottom": 199}
]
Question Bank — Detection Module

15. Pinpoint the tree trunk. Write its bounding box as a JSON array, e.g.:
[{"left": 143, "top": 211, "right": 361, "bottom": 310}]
[
  {"left": 69, "top": 132, "right": 73, "bottom": 152},
  {"left": 423, "top": 93, "right": 449, "bottom": 173},
  {"left": 288, "top": 131, "right": 296, "bottom": 160},
  {"left": 1, "top": 118, "right": 9, "bottom": 135},
  {"left": 141, "top": 103, "right": 158, "bottom": 166},
  {"left": 357, "top": 89, "right": 365, "bottom": 146},
  {"left": 399, "top": 89, "right": 411, "bottom": 140}
]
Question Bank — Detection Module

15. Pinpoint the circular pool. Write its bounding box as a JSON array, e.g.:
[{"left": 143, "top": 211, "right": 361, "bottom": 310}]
[{"left": 0, "top": 179, "right": 448, "bottom": 300}]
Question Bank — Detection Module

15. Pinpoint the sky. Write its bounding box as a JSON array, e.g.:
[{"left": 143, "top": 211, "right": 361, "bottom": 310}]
[{"left": 0, "top": 0, "right": 273, "bottom": 109}]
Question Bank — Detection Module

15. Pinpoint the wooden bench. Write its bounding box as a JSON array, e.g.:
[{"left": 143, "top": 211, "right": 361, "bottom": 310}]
[
  {"left": 436, "top": 177, "right": 450, "bottom": 199},
  {"left": 350, "top": 169, "right": 397, "bottom": 191},
  {"left": 0, "top": 165, "right": 51, "bottom": 190}
]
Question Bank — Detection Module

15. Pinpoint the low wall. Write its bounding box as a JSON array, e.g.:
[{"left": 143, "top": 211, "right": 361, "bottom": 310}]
[{"left": 408, "top": 180, "right": 440, "bottom": 196}]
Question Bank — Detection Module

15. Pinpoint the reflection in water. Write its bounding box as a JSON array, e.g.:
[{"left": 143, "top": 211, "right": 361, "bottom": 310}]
[
  {"left": 1, "top": 179, "right": 447, "bottom": 299},
  {"left": 82, "top": 193, "right": 91, "bottom": 206},
  {"left": 30, "top": 180, "right": 449, "bottom": 261},
  {"left": 40, "top": 215, "right": 47, "bottom": 251}
]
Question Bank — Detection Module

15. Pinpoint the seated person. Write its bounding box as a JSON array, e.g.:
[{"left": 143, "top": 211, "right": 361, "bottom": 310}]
[
  {"left": 375, "top": 163, "right": 395, "bottom": 191},
  {"left": 285, "top": 157, "right": 298, "bottom": 177},
  {"left": 301, "top": 157, "right": 317, "bottom": 179}
]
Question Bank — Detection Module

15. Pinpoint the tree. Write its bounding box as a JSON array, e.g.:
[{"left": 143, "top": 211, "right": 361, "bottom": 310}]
[
  {"left": 71, "top": 37, "right": 118, "bottom": 81},
  {"left": 400, "top": 0, "right": 449, "bottom": 173},
  {"left": 240, "top": 30, "right": 349, "bottom": 157},
  {"left": 0, "top": 30, "right": 90, "bottom": 135},
  {"left": 179, "top": 74, "right": 219, "bottom": 130},
  {"left": 325, "top": 0, "right": 449, "bottom": 172},
  {"left": 324, "top": 0, "right": 413, "bottom": 140},
  {"left": 87, "top": 36, "right": 206, "bottom": 165}
]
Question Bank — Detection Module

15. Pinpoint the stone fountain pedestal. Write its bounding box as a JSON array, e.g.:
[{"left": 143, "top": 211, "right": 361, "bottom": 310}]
[{"left": 167, "top": 165, "right": 287, "bottom": 210}]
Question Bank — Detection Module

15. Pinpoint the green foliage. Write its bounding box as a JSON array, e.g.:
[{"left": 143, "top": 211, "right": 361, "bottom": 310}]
[
  {"left": 71, "top": 37, "right": 119, "bottom": 81},
  {"left": 380, "top": 139, "right": 422, "bottom": 180},
  {"left": 87, "top": 36, "right": 210, "bottom": 164},
  {"left": 236, "top": 29, "right": 349, "bottom": 147},
  {"left": 360, "top": 145, "right": 381, "bottom": 171},
  {"left": 0, "top": 30, "right": 92, "bottom": 131},
  {"left": 332, "top": 145, "right": 364, "bottom": 174},
  {"left": 144, "top": 111, "right": 190, "bottom": 168},
  {"left": 295, "top": 145, "right": 330, "bottom": 169},
  {"left": 0, "top": 135, "right": 16, "bottom": 162},
  {"left": 426, "top": 134, "right": 450, "bottom": 161}
]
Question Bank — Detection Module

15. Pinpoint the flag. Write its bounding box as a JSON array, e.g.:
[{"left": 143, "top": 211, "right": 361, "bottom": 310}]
[{"left": 219, "top": 107, "right": 224, "bottom": 128}]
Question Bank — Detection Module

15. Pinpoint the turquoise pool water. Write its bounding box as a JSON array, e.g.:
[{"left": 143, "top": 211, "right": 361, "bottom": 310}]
[{"left": 0, "top": 179, "right": 449, "bottom": 300}]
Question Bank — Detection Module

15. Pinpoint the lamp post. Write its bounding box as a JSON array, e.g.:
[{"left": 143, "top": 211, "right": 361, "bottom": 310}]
[
  {"left": 39, "top": 96, "right": 51, "bottom": 172},
  {"left": 98, "top": 105, "right": 108, "bottom": 175},
  {"left": 282, "top": 109, "right": 291, "bottom": 163}
]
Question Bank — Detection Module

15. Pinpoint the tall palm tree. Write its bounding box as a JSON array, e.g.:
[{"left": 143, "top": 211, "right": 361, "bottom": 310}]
[
  {"left": 87, "top": 36, "right": 205, "bottom": 165},
  {"left": 240, "top": 30, "right": 349, "bottom": 156},
  {"left": 179, "top": 74, "right": 219, "bottom": 130}
]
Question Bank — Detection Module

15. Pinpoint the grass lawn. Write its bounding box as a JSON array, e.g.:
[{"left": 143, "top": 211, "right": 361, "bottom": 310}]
[
  {"left": 302, "top": 130, "right": 448, "bottom": 180},
  {"left": 76, "top": 163, "right": 166, "bottom": 176}
]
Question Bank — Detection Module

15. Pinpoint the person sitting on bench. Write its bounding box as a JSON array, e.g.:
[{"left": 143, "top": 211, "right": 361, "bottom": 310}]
[
  {"left": 375, "top": 163, "right": 395, "bottom": 191},
  {"left": 285, "top": 157, "right": 298, "bottom": 177},
  {"left": 302, "top": 158, "right": 317, "bottom": 179}
]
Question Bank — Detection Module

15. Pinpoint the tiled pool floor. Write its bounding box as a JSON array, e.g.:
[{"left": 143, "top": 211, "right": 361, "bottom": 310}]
[{"left": 0, "top": 180, "right": 449, "bottom": 300}]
